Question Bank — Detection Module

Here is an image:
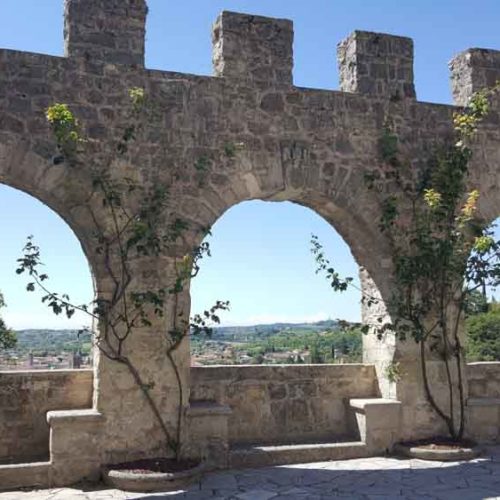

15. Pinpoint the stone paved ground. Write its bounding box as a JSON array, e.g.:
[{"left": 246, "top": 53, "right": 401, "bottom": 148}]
[{"left": 3, "top": 447, "right": 500, "bottom": 499}]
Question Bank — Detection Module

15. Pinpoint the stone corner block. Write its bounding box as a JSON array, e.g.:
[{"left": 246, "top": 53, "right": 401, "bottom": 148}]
[
  {"left": 350, "top": 398, "right": 402, "bottom": 453},
  {"left": 185, "top": 401, "right": 232, "bottom": 468}
]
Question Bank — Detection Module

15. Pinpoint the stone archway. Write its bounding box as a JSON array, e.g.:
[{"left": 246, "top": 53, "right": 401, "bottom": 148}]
[{"left": 0, "top": 0, "right": 499, "bottom": 488}]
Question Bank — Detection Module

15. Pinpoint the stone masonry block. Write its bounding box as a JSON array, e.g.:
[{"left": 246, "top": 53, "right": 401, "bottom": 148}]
[
  {"left": 338, "top": 31, "right": 415, "bottom": 99},
  {"left": 449, "top": 48, "right": 500, "bottom": 106},
  {"left": 64, "top": 0, "right": 147, "bottom": 66},
  {"left": 212, "top": 11, "right": 294, "bottom": 85},
  {"left": 350, "top": 398, "right": 401, "bottom": 453}
]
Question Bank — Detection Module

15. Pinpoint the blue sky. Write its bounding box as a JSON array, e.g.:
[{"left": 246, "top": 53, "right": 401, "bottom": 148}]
[{"left": 1, "top": 0, "right": 500, "bottom": 329}]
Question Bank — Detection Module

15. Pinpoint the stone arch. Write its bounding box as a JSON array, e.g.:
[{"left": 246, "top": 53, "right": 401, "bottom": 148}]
[
  {"left": 190, "top": 199, "right": 363, "bottom": 333},
  {"left": 185, "top": 173, "right": 395, "bottom": 375},
  {"left": 0, "top": 155, "right": 98, "bottom": 463},
  {"left": 0, "top": 139, "right": 98, "bottom": 268}
]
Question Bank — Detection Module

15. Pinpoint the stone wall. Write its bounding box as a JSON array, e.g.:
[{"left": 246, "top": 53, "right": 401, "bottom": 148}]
[
  {"left": 191, "top": 364, "right": 380, "bottom": 445},
  {"left": 2, "top": 2, "right": 500, "bottom": 483},
  {"left": 1, "top": 363, "right": 500, "bottom": 467},
  {"left": 0, "top": 370, "right": 93, "bottom": 463},
  {"left": 467, "top": 362, "right": 500, "bottom": 398},
  {"left": 466, "top": 362, "right": 500, "bottom": 443}
]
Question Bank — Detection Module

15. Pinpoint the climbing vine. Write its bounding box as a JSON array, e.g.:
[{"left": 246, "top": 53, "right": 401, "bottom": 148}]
[
  {"left": 313, "top": 82, "right": 500, "bottom": 441},
  {"left": 18, "top": 89, "right": 229, "bottom": 460}
]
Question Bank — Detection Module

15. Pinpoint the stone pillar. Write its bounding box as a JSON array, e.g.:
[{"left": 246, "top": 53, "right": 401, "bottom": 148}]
[
  {"left": 212, "top": 11, "right": 294, "bottom": 85},
  {"left": 361, "top": 267, "right": 467, "bottom": 441},
  {"left": 91, "top": 255, "right": 192, "bottom": 465},
  {"left": 449, "top": 48, "right": 500, "bottom": 106},
  {"left": 360, "top": 268, "right": 397, "bottom": 400},
  {"left": 338, "top": 31, "right": 416, "bottom": 100},
  {"left": 64, "top": 0, "right": 147, "bottom": 66},
  {"left": 47, "top": 254, "right": 193, "bottom": 481}
]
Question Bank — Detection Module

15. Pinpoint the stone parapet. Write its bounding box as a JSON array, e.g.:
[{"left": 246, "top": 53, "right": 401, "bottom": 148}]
[
  {"left": 0, "top": 369, "right": 93, "bottom": 463},
  {"left": 191, "top": 364, "right": 380, "bottom": 445}
]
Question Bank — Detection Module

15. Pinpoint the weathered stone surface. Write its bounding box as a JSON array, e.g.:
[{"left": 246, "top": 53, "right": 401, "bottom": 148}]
[
  {"left": 0, "top": 0, "right": 499, "bottom": 489},
  {"left": 0, "top": 370, "right": 93, "bottom": 463},
  {"left": 191, "top": 365, "right": 379, "bottom": 445},
  {"left": 4, "top": 446, "right": 500, "bottom": 498}
]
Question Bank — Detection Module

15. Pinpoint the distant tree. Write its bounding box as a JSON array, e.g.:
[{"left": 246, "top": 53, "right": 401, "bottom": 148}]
[
  {"left": 309, "top": 341, "right": 323, "bottom": 363},
  {"left": 466, "top": 309, "right": 500, "bottom": 361},
  {"left": 464, "top": 290, "right": 489, "bottom": 317},
  {"left": 0, "top": 291, "right": 16, "bottom": 350}
]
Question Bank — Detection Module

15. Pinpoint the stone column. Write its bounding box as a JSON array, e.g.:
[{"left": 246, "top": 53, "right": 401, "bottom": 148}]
[
  {"left": 360, "top": 268, "right": 469, "bottom": 441},
  {"left": 92, "top": 255, "right": 192, "bottom": 464},
  {"left": 48, "top": 253, "right": 192, "bottom": 484}
]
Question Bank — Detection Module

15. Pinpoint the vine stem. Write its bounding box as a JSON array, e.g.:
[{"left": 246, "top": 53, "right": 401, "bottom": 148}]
[{"left": 120, "top": 355, "right": 177, "bottom": 453}]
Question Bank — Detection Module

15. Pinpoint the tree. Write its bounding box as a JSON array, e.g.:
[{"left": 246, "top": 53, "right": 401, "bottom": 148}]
[
  {"left": 463, "top": 290, "right": 489, "bottom": 317},
  {"left": 309, "top": 341, "right": 323, "bottom": 363},
  {"left": 17, "top": 90, "right": 229, "bottom": 462},
  {"left": 466, "top": 309, "right": 500, "bottom": 361},
  {"left": 313, "top": 83, "right": 500, "bottom": 441},
  {"left": 0, "top": 291, "right": 16, "bottom": 350}
]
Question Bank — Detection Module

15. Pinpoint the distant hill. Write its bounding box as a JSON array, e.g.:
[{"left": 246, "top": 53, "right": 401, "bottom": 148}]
[
  {"left": 210, "top": 320, "right": 339, "bottom": 340},
  {"left": 12, "top": 329, "right": 92, "bottom": 355},
  {"left": 12, "top": 320, "right": 340, "bottom": 353}
]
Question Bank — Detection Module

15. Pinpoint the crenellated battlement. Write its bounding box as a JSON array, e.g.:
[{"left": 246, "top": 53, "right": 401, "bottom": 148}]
[
  {"left": 450, "top": 48, "right": 500, "bottom": 105},
  {"left": 212, "top": 11, "right": 294, "bottom": 85},
  {"left": 64, "top": 0, "right": 148, "bottom": 66},
  {"left": 60, "top": 1, "right": 500, "bottom": 102},
  {"left": 337, "top": 31, "right": 415, "bottom": 100}
]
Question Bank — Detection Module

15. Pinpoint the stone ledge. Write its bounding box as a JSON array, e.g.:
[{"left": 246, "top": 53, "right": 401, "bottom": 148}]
[
  {"left": 350, "top": 398, "right": 401, "bottom": 411},
  {"left": 47, "top": 409, "right": 104, "bottom": 426},
  {"left": 229, "top": 441, "right": 368, "bottom": 468},
  {"left": 187, "top": 401, "right": 232, "bottom": 417},
  {"left": 0, "top": 368, "right": 93, "bottom": 376},
  {"left": 0, "top": 461, "right": 50, "bottom": 491},
  {"left": 468, "top": 397, "right": 500, "bottom": 406}
]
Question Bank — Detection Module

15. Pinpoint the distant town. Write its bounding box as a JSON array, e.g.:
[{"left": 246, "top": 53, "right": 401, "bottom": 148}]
[{"left": 0, "top": 320, "right": 363, "bottom": 370}]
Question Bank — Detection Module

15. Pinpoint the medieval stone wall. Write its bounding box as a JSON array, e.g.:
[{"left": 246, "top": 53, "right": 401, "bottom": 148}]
[
  {"left": 0, "top": 0, "right": 500, "bottom": 486},
  {"left": 0, "top": 370, "right": 93, "bottom": 463},
  {"left": 468, "top": 362, "right": 500, "bottom": 399},
  {"left": 191, "top": 364, "right": 379, "bottom": 445},
  {"left": 3, "top": 363, "right": 499, "bottom": 462}
]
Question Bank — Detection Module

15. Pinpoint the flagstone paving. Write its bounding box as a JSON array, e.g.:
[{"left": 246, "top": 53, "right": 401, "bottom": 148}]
[{"left": 2, "top": 446, "right": 500, "bottom": 499}]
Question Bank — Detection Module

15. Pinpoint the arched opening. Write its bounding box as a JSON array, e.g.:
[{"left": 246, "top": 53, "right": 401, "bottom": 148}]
[
  {"left": 189, "top": 200, "right": 383, "bottom": 448},
  {"left": 0, "top": 183, "right": 94, "bottom": 464},
  {"left": 465, "top": 216, "right": 500, "bottom": 363},
  {"left": 190, "top": 200, "right": 363, "bottom": 366},
  {"left": 0, "top": 184, "right": 94, "bottom": 369}
]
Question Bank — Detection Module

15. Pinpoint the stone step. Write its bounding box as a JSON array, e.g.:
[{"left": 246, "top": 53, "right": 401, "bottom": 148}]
[
  {"left": 229, "top": 441, "right": 369, "bottom": 469},
  {"left": 0, "top": 461, "right": 51, "bottom": 491}
]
